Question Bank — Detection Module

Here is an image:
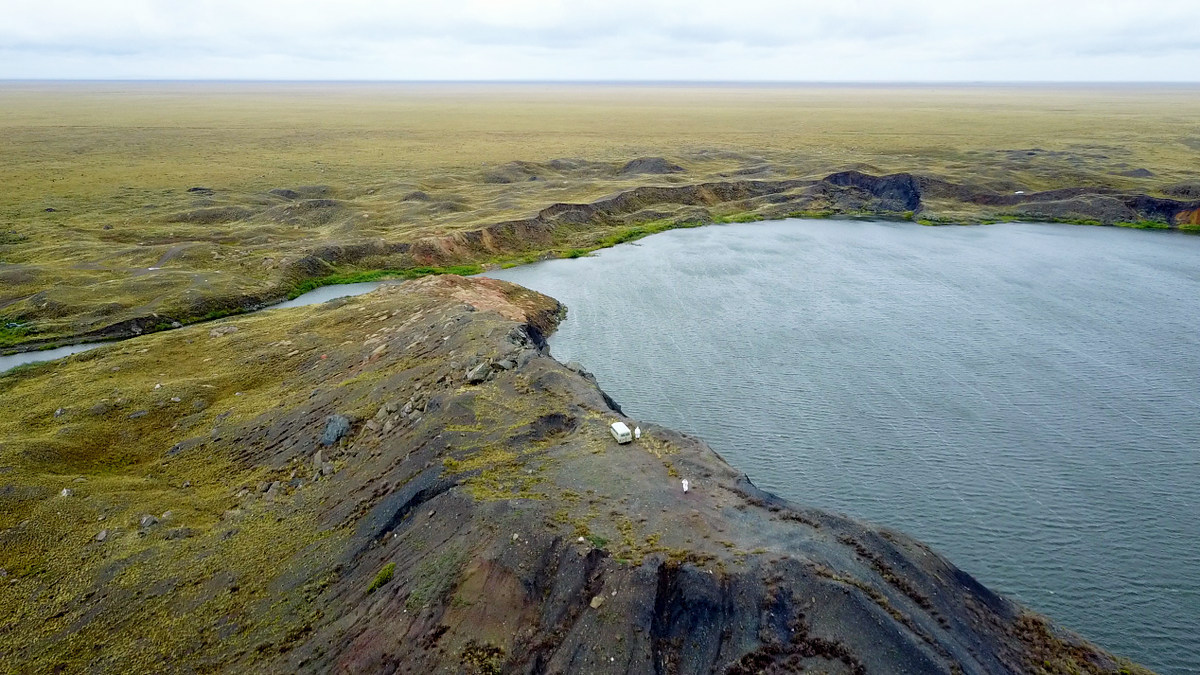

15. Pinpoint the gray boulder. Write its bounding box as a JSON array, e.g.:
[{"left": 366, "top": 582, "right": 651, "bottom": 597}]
[{"left": 320, "top": 415, "right": 351, "bottom": 446}]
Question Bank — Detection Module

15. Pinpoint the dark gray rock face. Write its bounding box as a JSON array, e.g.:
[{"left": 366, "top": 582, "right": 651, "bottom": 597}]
[
  {"left": 824, "top": 171, "right": 923, "bottom": 212},
  {"left": 320, "top": 414, "right": 351, "bottom": 446}
]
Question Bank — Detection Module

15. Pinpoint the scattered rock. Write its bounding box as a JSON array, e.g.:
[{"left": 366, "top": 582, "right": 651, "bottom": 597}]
[
  {"left": 365, "top": 419, "right": 380, "bottom": 432},
  {"left": 590, "top": 595, "right": 606, "bottom": 609},
  {"left": 164, "top": 528, "right": 195, "bottom": 540},
  {"left": 209, "top": 326, "right": 239, "bottom": 338},
  {"left": 320, "top": 415, "right": 351, "bottom": 446},
  {"left": 89, "top": 402, "right": 114, "bottom": 416},
  {"left": 466, "top": 362, "right": 490, "bottom": 384},
  {"left": 495, "top": 359, "right": 516, "bottom": 371},
  {"left": 59, "top": 488, "right": 73, "bottom": 497},
  {"left": 139, "top": 514, "right": 159, "bottom": 529},
  {"left": 311, "top": 450, "right": 324, "bottom": 471},
  {"left": 53, "top": 407, "right": 65, "bottom": 418},
  {"left": 321, "top": 462, "right": 335, "bottom": 477},
  {"left": 171, "top": 321, "right": 182, "bottom": 328},
  {"left": 95, "top": 529, "right": 109, "bottom": 542},
  {"left": 128, "top": 410, "right": 148, "bottom": 419}
]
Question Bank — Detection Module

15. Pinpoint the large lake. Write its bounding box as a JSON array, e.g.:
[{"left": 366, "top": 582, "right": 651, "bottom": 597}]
[{"left": 487, "top": 219, "right": 1200, "bottom": 674}]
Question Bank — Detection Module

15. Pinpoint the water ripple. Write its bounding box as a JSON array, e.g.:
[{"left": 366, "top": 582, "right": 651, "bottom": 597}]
[{"left": 490, "top": 220, "right": 1200, "bottom": 674}]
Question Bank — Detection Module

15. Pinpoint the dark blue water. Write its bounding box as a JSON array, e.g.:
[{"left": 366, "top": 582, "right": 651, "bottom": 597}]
[{"left": 487, "top": 219, "right": 1200, "bottom": 674}]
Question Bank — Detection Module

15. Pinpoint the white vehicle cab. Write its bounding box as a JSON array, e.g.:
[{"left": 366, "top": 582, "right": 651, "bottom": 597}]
[{"left": 609, "top": 421, "right": 633, "bottom": 444}]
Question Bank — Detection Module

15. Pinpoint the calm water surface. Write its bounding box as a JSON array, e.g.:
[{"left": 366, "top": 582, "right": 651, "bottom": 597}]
[{"left": 488, "top": 220, "right": 1200, "bottom": 674}]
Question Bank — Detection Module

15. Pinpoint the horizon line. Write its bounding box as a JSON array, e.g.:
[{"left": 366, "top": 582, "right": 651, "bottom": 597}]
[{"left": 2, "top": 78, "right": 1199, "bottom": 86}]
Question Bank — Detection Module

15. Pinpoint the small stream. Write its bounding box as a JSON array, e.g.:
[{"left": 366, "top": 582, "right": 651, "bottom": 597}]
[{"left": 0, "top": 281, "right": 388, "bottom": 374}]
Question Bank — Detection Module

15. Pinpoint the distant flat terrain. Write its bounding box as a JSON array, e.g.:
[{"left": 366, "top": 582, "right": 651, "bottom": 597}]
[{"left": 1, "top": 83, "right": 1198, "bottom": 349}]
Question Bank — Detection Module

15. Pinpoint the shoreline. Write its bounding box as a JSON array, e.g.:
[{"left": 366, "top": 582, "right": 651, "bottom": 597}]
[
  {"left": 4, "top": 170, "right": 1198, "bottom": 357},
  {"left": 0, "top": 274, "right": 1155, "bottom": 673}
]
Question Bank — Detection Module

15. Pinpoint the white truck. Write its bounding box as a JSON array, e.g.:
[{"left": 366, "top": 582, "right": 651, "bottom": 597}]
[{"left": 609, "top": 421, "right": 633, "bottom": 444}]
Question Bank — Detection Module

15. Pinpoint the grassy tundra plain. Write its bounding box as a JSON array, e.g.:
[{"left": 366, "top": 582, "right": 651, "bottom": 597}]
[
  {"left": 2, "top": 82, "right": 1199, "bottom": 350},
  {"left": 0, "top": 83, "right": 1187, "bottom": 673}
]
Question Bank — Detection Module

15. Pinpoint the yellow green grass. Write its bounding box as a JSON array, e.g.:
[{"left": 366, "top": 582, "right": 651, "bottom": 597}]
[{"left": 2, "top": 83, "right": 1198, "bottom": 349}]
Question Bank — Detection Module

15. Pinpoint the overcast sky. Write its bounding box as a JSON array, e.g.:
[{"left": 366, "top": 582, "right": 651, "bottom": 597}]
[{"left": 3, "top": 0, "right": 1198, "bottom": 81}]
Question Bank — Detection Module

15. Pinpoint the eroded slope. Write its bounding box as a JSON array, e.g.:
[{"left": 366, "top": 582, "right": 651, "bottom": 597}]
[{"left": 0, "top": 276, "right": 1150, "bottom": 674}]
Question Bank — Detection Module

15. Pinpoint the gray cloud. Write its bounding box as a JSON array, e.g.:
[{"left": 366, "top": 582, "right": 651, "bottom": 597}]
[{"left": 1, "top": 0, "right": 1197, "bottom": 80}]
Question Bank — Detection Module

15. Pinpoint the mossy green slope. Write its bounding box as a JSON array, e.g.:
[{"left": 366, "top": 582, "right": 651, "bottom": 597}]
[{"left": 0, "top": 275, "right": 1153, "bottom": 674}]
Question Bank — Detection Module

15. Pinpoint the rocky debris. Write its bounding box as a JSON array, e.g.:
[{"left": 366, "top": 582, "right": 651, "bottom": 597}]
[
  {"left": 1163, "top": 182, "right": 1200, "bottom": 200},
  {"left": 139, "top": 515, "right": 159, "bottom": 529},
  {"left": 209, "top": 325, "right": 239, "bottom": 338},
  {"left": 465, "top": 362, "right": 491, "bottom": 384},
  {"left": 320, "top": 415, "right": 351, "bottom": 446},
  {"left": 95, "top": 530, "right": 109, "bottom": 543},
  {"left": 59, "top": 488, "right": 73, "bottom": 497},
  {"left": 516, "top": 349, "right": 538, "bottom": 368},
  {"left": 620, "top": 157, "right": 685, "bottom": 175}
]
